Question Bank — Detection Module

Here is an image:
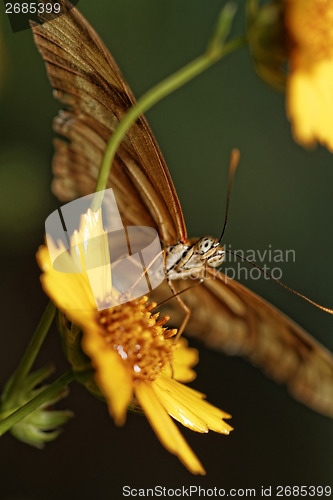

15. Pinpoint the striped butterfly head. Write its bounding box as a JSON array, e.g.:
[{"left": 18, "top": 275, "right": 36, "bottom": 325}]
[{"left": 193, "top": 236, "right": 225, "bottom": 268}]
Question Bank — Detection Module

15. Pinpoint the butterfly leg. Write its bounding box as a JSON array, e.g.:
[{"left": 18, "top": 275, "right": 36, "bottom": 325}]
[
  {"left": 110, "top": 249, "right": 164, "bottom": 302},
  {"left": 124, "top": 249, "right": 164, "bottom": 297},
  {"left": 167, "top": 278, "right": 191, "bottom": 342}
]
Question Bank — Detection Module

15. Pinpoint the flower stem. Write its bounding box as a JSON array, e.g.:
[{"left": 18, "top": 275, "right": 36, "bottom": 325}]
[
  {"left": 91, "top": 11, "right": 246, "bottom": 209},
  {"left": 0, "top": 370, "right": 75, "bottom": 437},
  {"left": 1, "top": 301, "right": 56, "bottom": 409}
]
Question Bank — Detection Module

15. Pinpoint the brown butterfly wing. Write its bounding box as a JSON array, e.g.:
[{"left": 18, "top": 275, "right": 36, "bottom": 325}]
[
  {"left": 31, "top": 0, "right": 186, "bottom": 245},
  {"left": 32, "top": 2, "right": 333, "bottom": 416},
  {"left": 159, "top": 269, "right": 333, "bottom": 417}
]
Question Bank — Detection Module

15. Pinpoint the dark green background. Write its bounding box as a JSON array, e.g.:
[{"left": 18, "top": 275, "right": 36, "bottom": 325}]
[{"left": 1, "top": 1, "right": 333, "bottom": 498}]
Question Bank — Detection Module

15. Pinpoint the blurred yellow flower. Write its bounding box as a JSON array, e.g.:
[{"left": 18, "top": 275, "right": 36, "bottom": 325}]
[
  {"left": 247, "top": 0, "right": 333, "bottom": 151},
  {"left": 285, "top": 0, "right": 333, "bottom": 151},
  {"left": 37, "top": 208, "right": 232, "bottom": 475}
]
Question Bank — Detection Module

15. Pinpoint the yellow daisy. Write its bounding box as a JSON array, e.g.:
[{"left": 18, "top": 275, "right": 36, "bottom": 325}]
[
  {"left": 285, "top": 0, "right": 333, "bottom": 151},
  {"left": 37, "top": 208, "right": 232, "bottom": 474},
  {"left": 247, "top": 0, "right": 333, "bottom": 151}
]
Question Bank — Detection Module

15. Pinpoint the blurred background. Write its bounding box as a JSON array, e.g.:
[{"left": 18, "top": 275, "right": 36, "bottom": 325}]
[{"left": 1, "top": 0, "right": 333, "bottom": 498}]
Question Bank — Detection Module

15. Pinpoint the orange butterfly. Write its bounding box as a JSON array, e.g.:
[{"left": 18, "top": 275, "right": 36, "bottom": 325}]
[{"left": 32, "top": 1, "right": 333, "bottom": 417}]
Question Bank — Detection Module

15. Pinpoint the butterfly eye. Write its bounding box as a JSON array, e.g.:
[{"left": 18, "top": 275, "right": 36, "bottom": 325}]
[{"left": 196, "top": 237, "right": 216, "bottom": 255}]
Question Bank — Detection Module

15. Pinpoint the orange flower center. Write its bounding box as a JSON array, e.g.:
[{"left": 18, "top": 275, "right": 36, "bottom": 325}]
[
  {"left": 98, "top": 297, "right": 177, "bottom": 381},
  {"left": 287, "top": 0, "right": 333, "bottom": 65}
]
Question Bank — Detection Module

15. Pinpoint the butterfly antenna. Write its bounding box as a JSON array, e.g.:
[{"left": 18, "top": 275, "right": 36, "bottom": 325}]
[
  {"left": 218, "top": 148, "right": 240, "bottom": 243},
  {"left": 225, "top": 250, "right": 333, "bottom": 314}
]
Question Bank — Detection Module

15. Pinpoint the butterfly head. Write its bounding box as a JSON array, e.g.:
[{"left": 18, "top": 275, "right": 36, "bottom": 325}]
[{"left": 194, "top": 237, "right": 225, "bottom": 268}]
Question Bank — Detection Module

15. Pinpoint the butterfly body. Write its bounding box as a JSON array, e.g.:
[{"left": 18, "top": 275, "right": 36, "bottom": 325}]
[{"left": 165, "top": 237, "right": 225, "bottom": 281}]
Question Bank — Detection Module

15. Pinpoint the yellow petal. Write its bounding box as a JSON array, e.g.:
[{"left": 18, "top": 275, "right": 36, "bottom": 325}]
[
  {"left": 135, "top": 381, "right": 205, "bottom": 475},
  {"left": 155, "top": 376, "right": 233, "bottom": 434},
  {"left": 173, "top": 337, "right": 198, "bottom": 360},
  {"left": 72, "top": 208, "right": 115, "bottom": 308},
  {"left": 82, "top": 327, "right": 133, "bottom": 426},
  {"left": 165, "top": 363, "right": 197, "bottom": 384},
  {"left": 164, "top": 339, "right": 199, "bottom": 383},
  {"left": 152, "top": 380, "right": 209, "bottom": 433},
  {"left": 287, "top": 60, "right": 333, "bottom": 151},
  {"left": 36, "top": 245, "right": 96, "bottom": 327},
  {"left": 158, "top": 376, "right": 232, "bottom": 419}
]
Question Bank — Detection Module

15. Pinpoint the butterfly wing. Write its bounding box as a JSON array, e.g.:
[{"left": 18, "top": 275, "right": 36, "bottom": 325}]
[
  {"left": 160, "top": 269, "right": 333, "bottom": 417},
  {"left": 31, "top": 0, "right": 186, "bottom": 245}
]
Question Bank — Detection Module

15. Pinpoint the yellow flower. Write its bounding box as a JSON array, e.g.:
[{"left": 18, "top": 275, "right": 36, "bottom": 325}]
[
  {"left": 285, "top": 0, "right": 333, "bottom": 150},
  {"left": 37, "top": 208, "right": 232, "bottom": 475},
  {"left": 247, "top": 0, "right": 333, "bottom": 151}
]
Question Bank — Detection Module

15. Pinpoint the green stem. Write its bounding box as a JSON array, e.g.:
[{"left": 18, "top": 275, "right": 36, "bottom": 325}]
[
  {"left": 0, "top": 370, "right": 75, "bottom": 437},
  {"left": 2, "top": 301, "right": 56, "bottom": 409},
  {"left": 91, "top": 34, "right": 246, "bottom": 209}
]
